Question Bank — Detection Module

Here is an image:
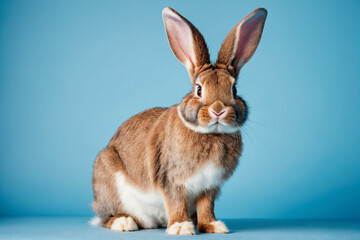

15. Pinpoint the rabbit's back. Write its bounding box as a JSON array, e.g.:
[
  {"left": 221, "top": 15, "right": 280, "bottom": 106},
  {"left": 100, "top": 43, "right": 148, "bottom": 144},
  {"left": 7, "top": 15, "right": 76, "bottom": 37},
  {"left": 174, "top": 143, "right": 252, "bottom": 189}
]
[{"left": 109, "top": 107, "right": 168, "bottom": 187}]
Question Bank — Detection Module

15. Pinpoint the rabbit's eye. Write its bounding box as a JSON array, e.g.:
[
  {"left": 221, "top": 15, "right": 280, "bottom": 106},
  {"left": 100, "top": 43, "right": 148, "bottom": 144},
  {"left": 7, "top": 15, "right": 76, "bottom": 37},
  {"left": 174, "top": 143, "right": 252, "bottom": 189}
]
[
  {"left": 196, "top": 86, "right": 202, "bottom": 97},
  {"left": 232, "top": 86, "right": 237, "bottom": 96}
]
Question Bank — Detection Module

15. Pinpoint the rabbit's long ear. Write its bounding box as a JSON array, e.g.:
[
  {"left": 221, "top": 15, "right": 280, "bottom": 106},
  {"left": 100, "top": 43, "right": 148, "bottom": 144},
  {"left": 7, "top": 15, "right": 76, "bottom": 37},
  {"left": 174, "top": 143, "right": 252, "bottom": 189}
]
[
  {"left": 162, "top": 7, "right": 210, "bottom": 83},
  {"left": 216, "top": 8, "right": 267, "bottom": 78}
]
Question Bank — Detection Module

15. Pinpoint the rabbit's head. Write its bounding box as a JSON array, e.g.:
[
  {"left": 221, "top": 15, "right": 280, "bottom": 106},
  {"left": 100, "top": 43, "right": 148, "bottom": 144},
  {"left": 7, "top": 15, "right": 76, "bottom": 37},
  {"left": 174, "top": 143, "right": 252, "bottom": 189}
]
[{"left": 163, "top": 7, "right": 267, "bottom": 133}]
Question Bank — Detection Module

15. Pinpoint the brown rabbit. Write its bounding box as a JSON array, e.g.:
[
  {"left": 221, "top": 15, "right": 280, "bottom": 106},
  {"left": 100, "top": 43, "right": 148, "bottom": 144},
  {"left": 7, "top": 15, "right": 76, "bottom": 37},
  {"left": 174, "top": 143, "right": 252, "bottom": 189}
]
[{"left": 91, "top": 7, "right": 267, "bottom": 235}]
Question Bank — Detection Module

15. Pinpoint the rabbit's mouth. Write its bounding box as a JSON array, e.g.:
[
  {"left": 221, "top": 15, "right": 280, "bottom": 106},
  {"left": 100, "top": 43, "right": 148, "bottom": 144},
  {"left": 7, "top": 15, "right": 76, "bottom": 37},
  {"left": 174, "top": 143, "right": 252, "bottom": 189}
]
[
  {"left": 209, "top": 119, "right": 224, "bottom": 126},
  {"left": 201, "top": 115, "right": 240, "bottom": 133},
  {"left": 206, "top": 121, "right": 240, "bottom": 134},
  {"left": 177, "top": 105, "right": 240, "bottom": 134}
]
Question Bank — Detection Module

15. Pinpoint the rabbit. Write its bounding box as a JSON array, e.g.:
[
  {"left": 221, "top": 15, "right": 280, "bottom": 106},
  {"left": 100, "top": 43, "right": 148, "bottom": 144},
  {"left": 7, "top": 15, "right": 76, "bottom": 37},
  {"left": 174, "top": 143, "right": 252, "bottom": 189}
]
[{"left": 91, "top": 7, "right": 267, "bottom": 235}]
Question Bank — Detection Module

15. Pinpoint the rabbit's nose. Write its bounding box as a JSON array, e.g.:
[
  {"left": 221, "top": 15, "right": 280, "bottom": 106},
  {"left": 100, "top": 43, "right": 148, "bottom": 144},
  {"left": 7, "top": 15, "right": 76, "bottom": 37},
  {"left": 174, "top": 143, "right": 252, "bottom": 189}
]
[
  {"left": 209, "top": 101, "right": 226, "bottom": 117},
  {"left": 211, "top": 110, "right": 226, "bottom": 117}
]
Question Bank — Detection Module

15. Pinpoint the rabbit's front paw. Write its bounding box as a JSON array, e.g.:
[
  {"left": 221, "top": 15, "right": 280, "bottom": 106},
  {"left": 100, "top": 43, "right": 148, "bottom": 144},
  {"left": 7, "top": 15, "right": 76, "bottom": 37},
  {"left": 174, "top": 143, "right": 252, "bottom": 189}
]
[
  {"left": 198, "top": 220, "right": 229, "bottom": 233},
  {"left": 166, "top": 221, "right": 195, "bottom": 235},
  {"left": 110, "top": 216, "right": 138, "bottom": 232}
]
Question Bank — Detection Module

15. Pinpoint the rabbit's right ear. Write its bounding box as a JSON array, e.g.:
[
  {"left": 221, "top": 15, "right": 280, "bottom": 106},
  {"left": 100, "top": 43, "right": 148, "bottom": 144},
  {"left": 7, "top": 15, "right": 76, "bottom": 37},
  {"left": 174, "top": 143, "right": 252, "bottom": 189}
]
[{"left": 162, "top": 7, "right": 210, "bottom": 83}]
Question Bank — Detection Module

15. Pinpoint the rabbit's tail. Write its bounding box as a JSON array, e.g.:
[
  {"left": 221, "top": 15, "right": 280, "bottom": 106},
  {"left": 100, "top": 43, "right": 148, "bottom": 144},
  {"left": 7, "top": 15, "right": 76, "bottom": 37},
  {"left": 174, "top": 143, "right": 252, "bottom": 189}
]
[{"left": 88, "top": 216, "right": 101, "bottom": 226}]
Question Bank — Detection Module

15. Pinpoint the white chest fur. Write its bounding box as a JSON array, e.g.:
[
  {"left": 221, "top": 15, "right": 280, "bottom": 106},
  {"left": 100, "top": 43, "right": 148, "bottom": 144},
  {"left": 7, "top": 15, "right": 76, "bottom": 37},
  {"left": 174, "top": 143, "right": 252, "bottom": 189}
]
[{"left": 185, "top": 163, "right": 225, "bottom": 196}]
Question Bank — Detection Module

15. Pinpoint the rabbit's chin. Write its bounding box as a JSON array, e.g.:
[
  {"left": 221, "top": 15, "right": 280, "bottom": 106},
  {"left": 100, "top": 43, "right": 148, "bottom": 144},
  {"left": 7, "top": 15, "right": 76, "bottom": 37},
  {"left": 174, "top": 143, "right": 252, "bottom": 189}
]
[
  {"left": 190, "top": 122, "right": 240, "bottom": 134},
  {"left": 206, "top": 122, "right": 240, "bottom": 134},
  {"left": 177, "top": 106, "right": 240, "bottom": 134}
]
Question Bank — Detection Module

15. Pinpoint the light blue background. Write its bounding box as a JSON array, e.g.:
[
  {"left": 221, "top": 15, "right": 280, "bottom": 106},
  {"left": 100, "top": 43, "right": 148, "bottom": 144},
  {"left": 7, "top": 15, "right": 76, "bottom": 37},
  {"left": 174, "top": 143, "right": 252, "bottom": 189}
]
[{"left": 0, "top": 0, "right": 359, "bottom": 219}]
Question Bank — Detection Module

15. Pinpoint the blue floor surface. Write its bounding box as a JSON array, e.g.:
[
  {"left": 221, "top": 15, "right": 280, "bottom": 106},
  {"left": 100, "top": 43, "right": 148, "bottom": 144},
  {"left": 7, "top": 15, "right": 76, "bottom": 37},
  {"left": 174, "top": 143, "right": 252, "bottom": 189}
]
[{"left": 0, "top": 217, "right": 359, "bottom": 240}]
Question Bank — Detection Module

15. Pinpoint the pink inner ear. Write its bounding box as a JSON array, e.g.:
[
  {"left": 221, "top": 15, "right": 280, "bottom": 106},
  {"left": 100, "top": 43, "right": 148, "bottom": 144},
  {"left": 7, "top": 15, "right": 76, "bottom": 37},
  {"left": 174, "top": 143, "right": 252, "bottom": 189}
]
[
  {"left": 234, "top": 10, "right": 267, "bottom": 71},
  {"left": 163, "top": 11, "right": 195, "bottom": 69}
]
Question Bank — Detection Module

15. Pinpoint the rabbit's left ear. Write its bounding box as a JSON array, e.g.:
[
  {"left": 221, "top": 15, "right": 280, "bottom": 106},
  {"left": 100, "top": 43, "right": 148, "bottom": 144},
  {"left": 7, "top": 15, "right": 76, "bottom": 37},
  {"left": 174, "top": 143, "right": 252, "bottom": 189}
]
[
  {"left": 216, "top": 8, "right": 267, "bottom": 78},
  {"left": 162, "top": 7, "right": 210, "bottom": 83}
]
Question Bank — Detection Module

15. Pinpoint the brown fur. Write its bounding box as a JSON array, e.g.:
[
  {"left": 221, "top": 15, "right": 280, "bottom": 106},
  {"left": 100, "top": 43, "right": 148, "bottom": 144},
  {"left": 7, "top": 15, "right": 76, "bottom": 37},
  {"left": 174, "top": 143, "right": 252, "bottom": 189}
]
[
  {"left": 195, "top": 190, "right": 219, "bottom": 233},
  {"left": 92, "top": 7, "right": 267, "bottom": 234}
]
